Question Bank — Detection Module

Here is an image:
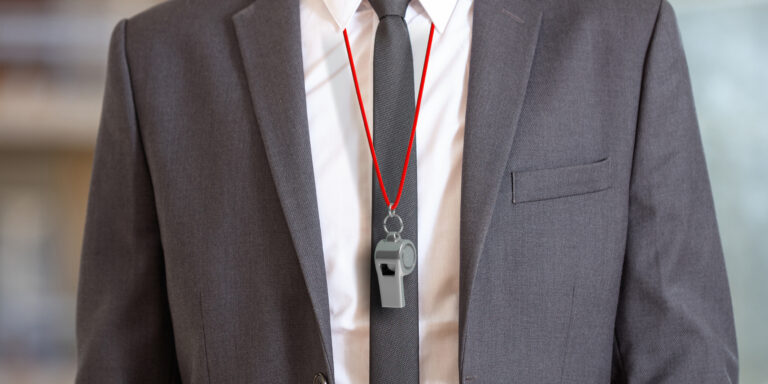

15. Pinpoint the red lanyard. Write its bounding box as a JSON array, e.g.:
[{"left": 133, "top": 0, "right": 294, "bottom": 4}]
[{"left": 342, "top": 23, "right": 436, "bottom": 211}]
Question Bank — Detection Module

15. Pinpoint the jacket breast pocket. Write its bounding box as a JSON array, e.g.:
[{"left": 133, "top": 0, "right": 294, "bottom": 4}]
[{"left": 511, "top": 157, "right": 611, "bottom": 203}]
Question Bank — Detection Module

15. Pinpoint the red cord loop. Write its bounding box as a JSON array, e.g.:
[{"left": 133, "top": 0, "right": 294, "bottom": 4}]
[{"left": 342, "top": 23, "right": 436, "bottom": 211}]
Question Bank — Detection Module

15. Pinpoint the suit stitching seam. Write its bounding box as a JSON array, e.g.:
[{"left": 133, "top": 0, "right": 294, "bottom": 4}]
[
  {"left": 617, "top": 0, "right": 664, "bottom": 380},
  {"left": 199, "top": 292, "right": 212, "bottom": 384},
  {"left": 613, "top": 331, "right": 628, "bottom": 381},
  {"left": 558, "top": 281, "right": 577, "bottom": 383},
  {"left": 121, "top": 18, "right": 178, "bottom": 383}
]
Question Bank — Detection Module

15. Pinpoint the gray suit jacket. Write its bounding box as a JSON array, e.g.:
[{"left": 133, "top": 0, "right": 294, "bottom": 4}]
[{"left": 75, "top": 0, "right": 738, "bottom": 382}]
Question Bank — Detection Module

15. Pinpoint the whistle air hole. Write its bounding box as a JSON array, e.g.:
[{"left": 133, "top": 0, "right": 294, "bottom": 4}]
[{"left": 380, "top": 264, "right": 396, "bottom": 276}]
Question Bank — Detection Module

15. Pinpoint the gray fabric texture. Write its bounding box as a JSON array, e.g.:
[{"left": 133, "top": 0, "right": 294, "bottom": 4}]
[
  {"left": 369, "top": 0, "right": 420, "bottom": 382},
  {"left": 75, "top": 0, "right": 738, "bottom": 383}
]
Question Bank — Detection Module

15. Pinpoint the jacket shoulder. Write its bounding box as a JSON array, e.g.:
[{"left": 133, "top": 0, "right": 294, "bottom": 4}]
[
  {"left": 112, "top": 0, "right": 252, "bottom": 79},
  {"left": 128, "top": 0, "right": 249, "bottom": 28},
  {"left": 539, "top": 0, "right": 668, "bottom": 50},
  {"left": 541, "top": 0, "right": 664, "bottom": 18},
  {"left": 121, "top": 0, "right": 250, "bottom": 51}
]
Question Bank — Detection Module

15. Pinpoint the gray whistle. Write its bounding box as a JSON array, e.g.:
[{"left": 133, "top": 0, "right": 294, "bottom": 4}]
[{"left": 374, "top": 232, "right": 417, "bottom": 308}]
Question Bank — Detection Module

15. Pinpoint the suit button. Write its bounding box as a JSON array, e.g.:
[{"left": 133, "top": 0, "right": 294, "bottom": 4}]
[{"left": 313, "top": 372, "right": 328, "bottom": 384}]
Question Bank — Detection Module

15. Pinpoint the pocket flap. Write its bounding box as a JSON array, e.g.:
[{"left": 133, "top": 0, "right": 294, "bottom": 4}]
[{"left": 512, "top": 157, "right": 611, "bottom": 203}]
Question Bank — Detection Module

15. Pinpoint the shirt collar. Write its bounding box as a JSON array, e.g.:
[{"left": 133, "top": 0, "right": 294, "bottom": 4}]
[{"left": 321, "top": 0, "right": 460, "bottom": 33}]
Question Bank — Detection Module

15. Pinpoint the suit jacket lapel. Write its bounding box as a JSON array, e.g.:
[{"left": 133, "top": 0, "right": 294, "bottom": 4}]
[
  {"left": 232, "top": 0, "right": 334, "bottom": 376},
  {"left": 459, "top": 0, "right": 543, "bottom": 370}
]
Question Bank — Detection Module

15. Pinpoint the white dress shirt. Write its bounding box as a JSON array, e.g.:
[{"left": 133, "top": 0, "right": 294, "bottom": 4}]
[{"left": 299, "top": 0, "right": 473, "bottom": 382}]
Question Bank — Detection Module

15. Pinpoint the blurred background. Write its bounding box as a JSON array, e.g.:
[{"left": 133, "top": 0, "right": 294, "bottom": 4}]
[{"left": 0, "top": 0, "right": 765, "bottom": 382}]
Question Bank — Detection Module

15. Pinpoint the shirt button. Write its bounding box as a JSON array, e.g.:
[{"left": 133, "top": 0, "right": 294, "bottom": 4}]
[{"left": 313, "top": 372, "right": 328, "bottom": 384}]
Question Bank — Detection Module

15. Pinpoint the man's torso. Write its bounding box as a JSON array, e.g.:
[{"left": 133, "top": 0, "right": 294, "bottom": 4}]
[{"left": 117, "top": 0, "right": 661, "bottom": 381}]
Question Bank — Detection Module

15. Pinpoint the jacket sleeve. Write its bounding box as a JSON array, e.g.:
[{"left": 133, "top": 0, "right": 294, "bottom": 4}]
[
  {"left": 75, "top": 19, "right": 179, "bottom": 383},
  {"left": 612, "top": 1, "right": 739, "bottom": 382}
]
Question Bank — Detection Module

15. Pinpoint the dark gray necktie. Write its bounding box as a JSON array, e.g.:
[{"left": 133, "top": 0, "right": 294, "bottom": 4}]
[{"left": 369, "top": 0, "right": 419, "bottom": 383}]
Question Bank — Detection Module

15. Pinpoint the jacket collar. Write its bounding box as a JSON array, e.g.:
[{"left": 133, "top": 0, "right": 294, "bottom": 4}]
[{"left": 321, "top": 0, "right": 462, "bottom": 33}]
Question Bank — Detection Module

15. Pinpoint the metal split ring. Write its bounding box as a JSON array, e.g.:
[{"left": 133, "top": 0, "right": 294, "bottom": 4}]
[{"left": 383, "top": 204, "right": 404, "bottom": 235}]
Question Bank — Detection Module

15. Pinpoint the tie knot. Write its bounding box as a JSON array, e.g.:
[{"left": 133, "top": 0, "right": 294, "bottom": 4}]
[{"left": 369, "top": 0, "right": 411, "bottom": 19}]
